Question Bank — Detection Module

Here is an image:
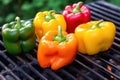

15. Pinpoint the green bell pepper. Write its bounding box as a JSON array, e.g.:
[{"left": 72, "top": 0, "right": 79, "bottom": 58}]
[{"left": 2, "top": 17, "right": 36, "bottom": 55}]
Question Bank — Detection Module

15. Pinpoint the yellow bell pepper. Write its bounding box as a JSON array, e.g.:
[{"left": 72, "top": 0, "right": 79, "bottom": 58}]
[
  {"left": 33, "top": 10, "right": 66, "bottom": 41},
  {"left": 75, "top": 20, "right": 116, "bottom": 55}
]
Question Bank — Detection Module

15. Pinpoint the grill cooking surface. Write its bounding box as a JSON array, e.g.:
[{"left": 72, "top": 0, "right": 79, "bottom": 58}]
[{"left": 0, "top": 1, "right": 120, "bottom": 80}]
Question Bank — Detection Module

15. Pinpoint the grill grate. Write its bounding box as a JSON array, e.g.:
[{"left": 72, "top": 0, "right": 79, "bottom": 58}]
[{"left": 0, "top": 1, "right": 120, "bottom": 80}]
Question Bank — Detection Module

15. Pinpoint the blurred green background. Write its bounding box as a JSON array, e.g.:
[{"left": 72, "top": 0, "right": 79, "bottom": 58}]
[{"left": 0, "top": 0, "right": 120, "bottom": 26}]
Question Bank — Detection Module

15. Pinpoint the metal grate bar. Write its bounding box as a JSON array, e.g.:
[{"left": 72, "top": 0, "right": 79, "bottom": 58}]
[
  {"left": 74, "top": 59, "right": 108, "bottom": 80},
  {"left": 96, "top": 1, "right": 120, "bottom": 12},
  {"left": 89, "top": 3, "right": 120, "bottom": 21},
  {"left": 89, "top": 9, "right": 120, "bottom": 28},
  {"left": 104, "top": 53, "right": 120, "bottom": 62},
  {"left": 2, "top": 71, "right": 21, "bottom": 80},
  {"left": 0, "top": 54, "right": 16, "bottom": 70},
  {"left": 21, "top": 65, "right": 48, "bottom": 80},
  {"left": 90, "top": 5, "right": 120, "bottom": 18},
  {"left": 13, "top": 68, "right": 34, "bottom": 80},
  {"left": 110, "top": 47, "right": 120, "bottom": 55},
  {"left": 65, "top": 65, "right": 93, "bottom": 80},
  {"left": 77, "top": 53, "right": 120, "bottom": 79},
  {"left": 44, "top": 69, "right": 63, "bottom": 80},
  {"left": 99, "top": 58, "right": 120, "bottom": 71},
  {"left": 55, "top": 69, "right": 77, "bottom": 80}
]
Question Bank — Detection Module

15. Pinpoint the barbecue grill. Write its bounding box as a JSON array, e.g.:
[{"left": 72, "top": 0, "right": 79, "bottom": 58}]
[{"left": 0, "top": 0, "right": 120, "bottom": 80}]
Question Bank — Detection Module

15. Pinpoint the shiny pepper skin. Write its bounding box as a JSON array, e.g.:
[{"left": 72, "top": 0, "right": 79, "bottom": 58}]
[
  {"left": 2, "top": 17, "right": 36, "bottom": 55},
  {"left": 37, "top": 26, "right": 78, "bottom": 70},
  {"left": 75, "top": 20, "right": 116, "bottom": 55},
  {"left": 33, "top": 10, "right": 66, "bottom": 41},
  {"left": 62, "top": 2, "right": 91, "bottom": 33}
]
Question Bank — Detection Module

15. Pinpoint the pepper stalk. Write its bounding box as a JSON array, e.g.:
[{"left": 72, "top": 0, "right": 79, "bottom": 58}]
[
  {"left": 72, "top": 2, "right": 83, "bottom": 13},
  {"left": 54, "top": 26, "right": 66, "bottom": 43},
  {"left": 14, "top": 16, "right": 22, "bottom": 29},
  {"left": 44, "top": 10, "right": 55, "bottom": 21},
  {"left": 90, "top": 19, "right": 104, "bottom": 29}
]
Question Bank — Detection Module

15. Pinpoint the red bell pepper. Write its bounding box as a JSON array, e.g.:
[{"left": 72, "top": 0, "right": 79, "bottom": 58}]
[{"left": 62, "top": 2, "right": 91, "bottom": 33}]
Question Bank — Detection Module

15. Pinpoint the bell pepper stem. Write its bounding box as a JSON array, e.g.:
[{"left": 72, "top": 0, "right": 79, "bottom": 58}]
[
  {"left": 44, "top": 10, "right": 55, "bottom": 21},
  {"left": 72, "top": 2, "right": 83, "bottom": 13},
  {"left": 14, "top": 16, "right": 22, "bottom": 29},
  {"left": 54, "top": 26, "right": 66, "bottom": 43},
  {"left": 90, "top": 19, "right": 104, "bottom": 29}
]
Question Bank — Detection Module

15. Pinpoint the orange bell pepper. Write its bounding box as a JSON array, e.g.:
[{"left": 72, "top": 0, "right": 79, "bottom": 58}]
[
  {"left": 33, "top": 10, "right": 66, "bottom": 41},
  {"left": 37, "top": 26, "right": 78, "bottom": 70}
]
